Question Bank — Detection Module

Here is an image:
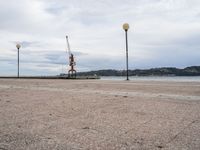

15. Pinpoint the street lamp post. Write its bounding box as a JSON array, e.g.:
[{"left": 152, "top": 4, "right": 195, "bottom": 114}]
[
  {"left": 16, "top": 44, "right": 21, "bottom": 78},
  {"left": 123, "top": 23, "right": 130, "bottom": 80}
]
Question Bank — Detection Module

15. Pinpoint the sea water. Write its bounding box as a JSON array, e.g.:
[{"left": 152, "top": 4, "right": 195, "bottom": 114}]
[{"left": 100, "top": 76, "right": 200, "bottom": 82}]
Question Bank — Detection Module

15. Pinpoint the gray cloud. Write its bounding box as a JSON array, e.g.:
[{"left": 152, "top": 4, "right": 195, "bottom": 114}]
[
  {"left": 10, "top": 41, "right": 43, "bottom": 48},
  {"left": 1, "top": 0, "right": 200, "bottom": 75}
]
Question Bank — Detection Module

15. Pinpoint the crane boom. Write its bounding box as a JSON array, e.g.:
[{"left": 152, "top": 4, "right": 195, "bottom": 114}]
[{"left": 66, "top": 36, "right": 71, "bottom": 56}]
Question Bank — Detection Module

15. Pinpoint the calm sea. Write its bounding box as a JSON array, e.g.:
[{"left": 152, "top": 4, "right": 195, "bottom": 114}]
[{"left": 100, "top": 76, "right": 200, "bottom": 82}]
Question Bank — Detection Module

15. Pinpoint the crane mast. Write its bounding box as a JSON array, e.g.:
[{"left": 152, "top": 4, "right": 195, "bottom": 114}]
[{"left": 66, "top": 36, "right": 76, "bottom": 78}]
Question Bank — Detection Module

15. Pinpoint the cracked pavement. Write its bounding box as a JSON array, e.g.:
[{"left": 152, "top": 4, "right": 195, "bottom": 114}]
[{"left": 0, "top": 79, "right": 200, "bottom": 149}]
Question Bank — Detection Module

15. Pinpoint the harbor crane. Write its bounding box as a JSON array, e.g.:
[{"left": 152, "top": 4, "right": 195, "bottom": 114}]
[{"left": 66, "top": 36, "right": 76, "bottom": 78}]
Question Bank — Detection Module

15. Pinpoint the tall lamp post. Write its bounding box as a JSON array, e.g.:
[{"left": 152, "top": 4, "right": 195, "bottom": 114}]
[
  {"left": 16, "top": 44, "right": 21, "bottom": 78},
  {"left": 123, "top": 23, "right": 130, "bottom": 80}
]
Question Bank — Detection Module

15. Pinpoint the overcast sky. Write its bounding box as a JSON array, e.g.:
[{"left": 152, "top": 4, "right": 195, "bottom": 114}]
[{"left": 0, "top": 0, "right": 200, "bottom": 75}]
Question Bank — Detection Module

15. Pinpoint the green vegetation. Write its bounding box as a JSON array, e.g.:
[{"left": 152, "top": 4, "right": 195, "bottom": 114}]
[{"left": 77, "top": 66, "right": 200, "bottom": 76}]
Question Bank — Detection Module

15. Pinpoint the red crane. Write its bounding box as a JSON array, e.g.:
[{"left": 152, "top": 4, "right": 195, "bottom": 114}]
[{"left": 66, "top": 36, "right": 76, "bottom": 78}]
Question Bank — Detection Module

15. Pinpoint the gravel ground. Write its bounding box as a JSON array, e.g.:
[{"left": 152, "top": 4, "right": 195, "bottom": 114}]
[{"left": 0, "top": 79, "right": 200, "bottom": 150}]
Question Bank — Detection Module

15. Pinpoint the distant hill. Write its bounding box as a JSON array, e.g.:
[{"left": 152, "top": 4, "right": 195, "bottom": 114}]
[{"left": 77, "top": 66, "right": 200, "bottom": 76}]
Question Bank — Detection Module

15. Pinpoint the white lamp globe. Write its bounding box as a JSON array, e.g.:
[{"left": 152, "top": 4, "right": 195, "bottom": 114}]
[
  {"left": 16, "top": 44, "right": 21, "bottom": 49},
  {"left": 123, "top": 23, "right": 129, "bottom": 31}
]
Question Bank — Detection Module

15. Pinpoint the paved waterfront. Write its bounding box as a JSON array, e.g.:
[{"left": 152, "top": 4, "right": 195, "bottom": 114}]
[{"left": 0, "top": 79, "right": 200, "bottom": 149}]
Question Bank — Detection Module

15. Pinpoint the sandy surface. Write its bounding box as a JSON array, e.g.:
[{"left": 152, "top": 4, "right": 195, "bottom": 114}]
[{"left": 0, "top": 79, "right": 200, "bottom": 150}]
